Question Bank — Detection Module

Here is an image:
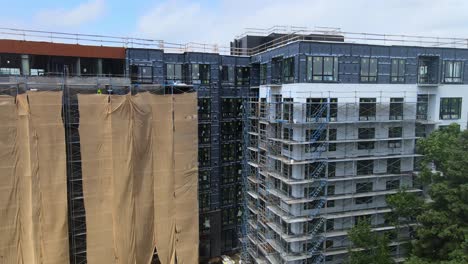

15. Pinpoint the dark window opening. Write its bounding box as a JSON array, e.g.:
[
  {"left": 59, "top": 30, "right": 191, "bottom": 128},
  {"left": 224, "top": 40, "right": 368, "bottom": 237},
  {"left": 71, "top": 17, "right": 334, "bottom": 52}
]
[
  {"left": 416, "top": 95, "right": 429, "bottom": 120},
  {"left": 199, "top": 123, "right": 211, "bottom": 144},
  {"left": 191, "top": 64, "right": 210, "bottom": 84},
  {"left": 80, "top": 58, "right": 98, "bottom": 76},
  {"left": 271, "top": 57, "right": 283, "bottom": 84},
  {"left": 199, "top": 193, "right": 210, "bottom": 212},
  {"left": 359, "top": 98, "right": 376, "bottom": 120},
  {"left": 328, "top": 163, "right": 336, "bottom": 178},
  {"left": 102, "top": 59, "right": 124, "bottom": 77},
  {"left": 221, "top": 121, "right": 242, "bottom": 141},
  {"left": 387, "top": 158, "right": 401, "bottom": 174},
  {"left": 221, "top": 98, "right": 243, "bottom": 119},
  {"left": 306, "top": 129, "right": 326, "bottom": 142},
  {"left": 360, "top": 58, "right": 378, "bottom": 82},
  {"left": 439, "top": 97, "right": 462, "bottom": 120},
  {"left": 355, "top": 196, "right": 373, "bottom": 205},
  {"left": 330, "top": 98, "right": 338, "bottom": 121},
  {"left": 307, "top": 56, "right": 339, "bottom": 82},
  {"left": 221, "top": 65, "right": 235, "bottom": 83},
  {"left": 356, "top": 182, "right": 373, "bottom": 193},
  {"left": 357, "top": 160, "right": 374, "bottom": 175},
  {"left": 131, "top": 65, "right": 153, "bottom": 84},
  {"left": 236, "top": 66, "right": 250, "bottom": 85},
  {"left": 305, "top": 162, "right": 326, "bottom": 179},
  {"left": 358, "top": 141, "right": 375, "bottom": 150},
  {"left": 389, "top": 127, "right": 402, "bottom": 138},
  {"left": 166, "top": 63, "right": 183, "bottom": 82},
  {"left": 386, "top": 179, "right": 400, "bottom": 190},
  {"left": 198, "top": 98, "right": 211, "bottom": 120},
  {"left": 221, "top": 186, "right": 236, "bottom": 206},
  {"left": 358, "top": 127, "right": 375, "bottom": 139},
  {"left": 391, "top": 59, "right": 406, "bottom": 83},
  {"left": 221, "top": 142, "right": 242, "bottom": 162},
  {"left": 442, "top": 61, "right": 463, "bottom": 83},
  {"left": 390, "top": 98, "right": 404, "bottom": 120},
  {"left": 283, "top": 98, "right": 294, "bottom": 121},
  {"left": 418, "top": 56, "right": 439, "bottom": 84},
  {"left": 199, "top": 147, "right": 211, "bottom": 168},
  {"left": 221, "top": 164, "right": 241, "bottom": 184},
  {"left": 358, "top": 128, "right": 375, "bottom": 150},
  {"left": 199, "top": 170, "right": 210, "bottom": 190},
  {"left": 0, "top": 53, "right": 22, "bottom": 75},
  {"left": 306, "top": 98, "right": 328, "bottom": 121},
  {"left": 283, "top": 57, "right": 294, "bottom": 83}
]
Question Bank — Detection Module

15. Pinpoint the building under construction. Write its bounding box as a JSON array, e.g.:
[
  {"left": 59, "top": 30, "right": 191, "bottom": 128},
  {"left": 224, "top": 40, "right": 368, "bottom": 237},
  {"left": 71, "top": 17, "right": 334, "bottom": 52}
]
[{"left": 0, "top": 26, "right": 468, "bottom": 264}]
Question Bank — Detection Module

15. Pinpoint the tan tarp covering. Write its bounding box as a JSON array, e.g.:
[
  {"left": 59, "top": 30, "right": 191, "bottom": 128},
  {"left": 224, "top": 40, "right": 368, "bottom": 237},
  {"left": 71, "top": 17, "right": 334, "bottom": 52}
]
[
  {"left": 0, "top": 91, "right": 69, "bottom": 264},
  {"left": 78, "top": 92, "right": 198, "bottom": 264}
]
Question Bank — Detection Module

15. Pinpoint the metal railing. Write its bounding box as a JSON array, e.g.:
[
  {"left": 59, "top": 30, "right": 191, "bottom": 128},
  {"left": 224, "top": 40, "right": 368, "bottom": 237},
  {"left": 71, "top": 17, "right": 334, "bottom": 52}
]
[{"left": 2, "top": 26, "right": 468, "bottom": 57}]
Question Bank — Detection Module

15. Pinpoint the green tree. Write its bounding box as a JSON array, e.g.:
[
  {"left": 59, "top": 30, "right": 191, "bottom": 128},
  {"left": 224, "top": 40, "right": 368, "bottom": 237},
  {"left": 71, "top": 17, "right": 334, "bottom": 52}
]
[
  {"left": 347, "top": 221, "right": 394, "bottom": 264},
  {"left": 388, "top": 124, "right": 468, "bottom": 264}
]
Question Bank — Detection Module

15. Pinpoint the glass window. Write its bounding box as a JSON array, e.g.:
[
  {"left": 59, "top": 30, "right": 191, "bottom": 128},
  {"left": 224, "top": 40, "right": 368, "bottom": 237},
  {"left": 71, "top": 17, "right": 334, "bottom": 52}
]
[
  {"left": 131, "top": 65, "right": 153, "bottom": 83},
  {"left": 307, "top": 56, "right": 339, "bottom": 82},
  {"left": 355, "top": 196, "right": 373, "bottom": 205},
  {"left": 356, "top": 182, "right": 373, "bottom": 193},
  {"left": 360, "top": 58, "right": 378, "bottom": 82},
  {"left": 443, "top": 61, "right": 463, "bottom": 83},
  {"left": 386, "top": 179, "right": 400, "bottom": 190},
  {"left": 391, "top": 59, "right": 406, "bottom": 83},
  {"left": 359, "top": 98, "right": 377, "bottom": 120},
  {"left": 199, "top": 124, "right": 211, "bottom": 144},
  {"left": 221, "top": 65, "right": 235, "bottom": 83},
  {"left": 357, "top": 160, "right": 374, "bottom": 175},
  {"left": 358, "top": 128, "right": 375, "bottom": 139},
  {"left": 166, "top": 63, "right": 183, "bottom": 81},
  {"left": 283, "top": 57, "right": 294, "bottom": 83},
  {"left": 198, "top": 98, "right": 211, "bottom": 120},
  {"left": 236, "top": 66, "right": 250, "bottom": 85},
  {"left": 388, "top": 127, "right": 402, "bottom": 138},
  {"left": 272, "top": 57, "right": 283, "bottom": 84},
  {"left": 417, "top": 95, "right": 429, "bottom": 120},
  {"left": 283, "top": 98, "right": 294, "bottom": 121},
  {"left": 439, "top": 97, "right": 462, "bottom": 120},
  {"left": 390, "top": 97, "right": 404, "bottom": 120},
  {"left": 387, "top": 158, "right": 401, "bottom": 174}
]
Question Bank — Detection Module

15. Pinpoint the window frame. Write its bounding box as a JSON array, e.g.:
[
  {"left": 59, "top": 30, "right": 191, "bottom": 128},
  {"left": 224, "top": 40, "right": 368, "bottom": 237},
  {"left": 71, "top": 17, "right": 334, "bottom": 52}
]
[
  {"left": 360, "top": 57, "right": 378, "bottom": 83},
  {"left": 283, "top": 57, "right": 295, "bottom": 83},
  {"left": 439, "top": 97, "right": 462, "bottom": 120},
  {"left": 442, "top": 60, "right": 463, "bottom": 84},
  {"left": 390, "top": 59, "right": 406, "bottom": 83},
  {"left": 307, "top": 56, "right": 339, "bottom": 82}
]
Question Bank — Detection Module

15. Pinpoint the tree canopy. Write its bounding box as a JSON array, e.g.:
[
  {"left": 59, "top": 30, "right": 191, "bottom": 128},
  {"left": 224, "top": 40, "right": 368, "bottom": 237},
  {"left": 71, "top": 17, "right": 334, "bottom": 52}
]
[{"left": 394, "top": 124, "right": 468, "bottom": 264}]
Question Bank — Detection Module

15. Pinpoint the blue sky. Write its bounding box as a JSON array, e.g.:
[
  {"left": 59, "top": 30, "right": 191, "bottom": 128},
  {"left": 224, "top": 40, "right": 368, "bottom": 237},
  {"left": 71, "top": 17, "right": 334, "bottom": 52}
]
[{"left": 2, "top": 0, "right": 468, "bottom": 46}]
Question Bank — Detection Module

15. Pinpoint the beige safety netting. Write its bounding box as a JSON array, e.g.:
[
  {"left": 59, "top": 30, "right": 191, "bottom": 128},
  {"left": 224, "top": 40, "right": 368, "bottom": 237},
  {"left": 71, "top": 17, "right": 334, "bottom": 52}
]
[
  {"left": 78, "top": 92, "right": 198, "bottom": 264},
  {"left": 0, "top": 91, "right": 69, "bottom": 264}
]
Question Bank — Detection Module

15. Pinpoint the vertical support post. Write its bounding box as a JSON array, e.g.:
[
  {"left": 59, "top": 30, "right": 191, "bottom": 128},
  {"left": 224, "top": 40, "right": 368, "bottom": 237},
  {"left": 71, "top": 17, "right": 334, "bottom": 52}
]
[
  {"left": 21, "top": 54, "right": 30, "bottom": 76},
  {"left": 97, "top": 58, "right": 103, "bottom": 76},
  {"left": 75, "top": 58, "right": 81, "bottom": 77}
]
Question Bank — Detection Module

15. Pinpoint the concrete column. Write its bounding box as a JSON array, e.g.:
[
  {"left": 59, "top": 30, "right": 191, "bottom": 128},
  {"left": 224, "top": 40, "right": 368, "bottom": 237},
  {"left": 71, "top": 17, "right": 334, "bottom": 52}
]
[
  {"left": 21, "top": 55, "right": 30, "bottom": 76},
  {"left": 75, "top": 58, "right": 81, "bottom": 76},
  {"left": 97, "top": 58, "right": 103, "bottom": 76}
]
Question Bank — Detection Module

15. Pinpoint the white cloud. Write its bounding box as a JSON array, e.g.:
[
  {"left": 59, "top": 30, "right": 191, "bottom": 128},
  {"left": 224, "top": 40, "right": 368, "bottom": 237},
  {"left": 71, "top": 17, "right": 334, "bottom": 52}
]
[
  {"left": 135, "top": 0, "right": 468, "bottom": 46},
  {"left": 34, "top": 0, "right": 106, "bottom": 28}
]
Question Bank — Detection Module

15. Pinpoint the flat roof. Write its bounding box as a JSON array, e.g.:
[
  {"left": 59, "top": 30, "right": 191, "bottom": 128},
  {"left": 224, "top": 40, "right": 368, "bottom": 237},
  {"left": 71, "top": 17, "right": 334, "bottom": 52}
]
[{"left": 0, "top": 39, "right": 126, "bottom": 59}]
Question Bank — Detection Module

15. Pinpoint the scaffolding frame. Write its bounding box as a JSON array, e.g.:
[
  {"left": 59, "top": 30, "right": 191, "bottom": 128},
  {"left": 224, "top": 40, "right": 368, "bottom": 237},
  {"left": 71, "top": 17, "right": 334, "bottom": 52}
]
[{"left": 241, "top": 87, "right": 424, "bottom": 264}]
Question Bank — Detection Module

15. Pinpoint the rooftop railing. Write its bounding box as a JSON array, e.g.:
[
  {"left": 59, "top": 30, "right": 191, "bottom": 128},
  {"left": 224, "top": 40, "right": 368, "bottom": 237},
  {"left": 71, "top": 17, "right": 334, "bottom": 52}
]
[{"left": 1, "top": 26, "right": 468, "bottom": 56}]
